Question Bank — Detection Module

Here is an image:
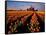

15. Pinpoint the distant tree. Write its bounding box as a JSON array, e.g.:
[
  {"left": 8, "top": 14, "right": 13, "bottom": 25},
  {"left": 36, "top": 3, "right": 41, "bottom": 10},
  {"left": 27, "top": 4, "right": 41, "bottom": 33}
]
[
  {"left": 27, "top": 6, "right": 35, "bottom": 11},
  {"left": 27, "top": 6, "right": 38, "bottom": 11},
  {"left": 35, "top": 9, "right": 38, "bottom": 11},
  {"left": 27, "top": 8, "right": 29, "bottom": 11}
]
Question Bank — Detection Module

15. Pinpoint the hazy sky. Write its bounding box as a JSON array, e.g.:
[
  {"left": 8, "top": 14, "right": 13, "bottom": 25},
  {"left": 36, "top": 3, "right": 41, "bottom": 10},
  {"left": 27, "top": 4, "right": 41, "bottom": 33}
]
[{"left": 7, "top": 1, "right": 45, "bottom": 10}]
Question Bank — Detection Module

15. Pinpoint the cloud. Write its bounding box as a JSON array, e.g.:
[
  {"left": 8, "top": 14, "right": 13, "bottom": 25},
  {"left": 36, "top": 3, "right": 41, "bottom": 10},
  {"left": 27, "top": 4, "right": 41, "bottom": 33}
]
[
  {"left": 7, "top": 2, "right": 45, "bottom": 11},
  {"left": 7, "top": 7, "right": 16, "bottom": 10},
  {"left": 7, "top": 5, "right": 31, "bottom": 10},
  {"left": 15, "top": 5, "right": 31, "bottom": 10}
]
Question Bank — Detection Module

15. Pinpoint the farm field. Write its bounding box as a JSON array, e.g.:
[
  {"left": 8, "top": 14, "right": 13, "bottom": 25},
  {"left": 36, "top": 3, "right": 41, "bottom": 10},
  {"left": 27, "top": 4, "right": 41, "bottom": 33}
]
[
  {"left": 6, "top": 10, "right": 45, "bottom": 34},
  {"left": 6, "top": 10, "right": 44, "bottom": 17}
]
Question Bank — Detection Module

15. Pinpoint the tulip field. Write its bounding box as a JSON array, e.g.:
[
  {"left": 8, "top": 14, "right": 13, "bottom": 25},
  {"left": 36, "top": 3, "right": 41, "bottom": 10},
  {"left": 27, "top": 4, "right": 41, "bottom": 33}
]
[{"left": 5, "top": 10, "right": 45, "bottom": 34}]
